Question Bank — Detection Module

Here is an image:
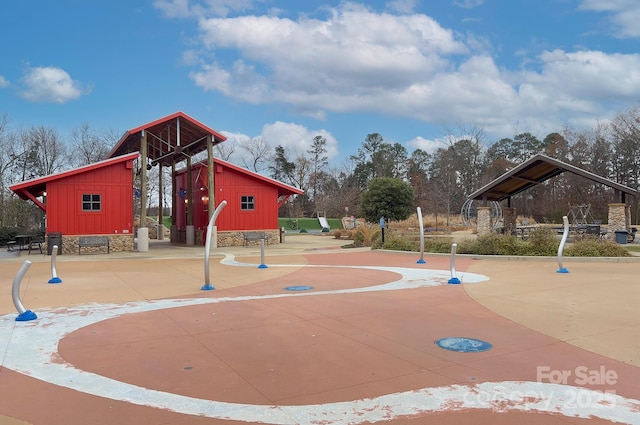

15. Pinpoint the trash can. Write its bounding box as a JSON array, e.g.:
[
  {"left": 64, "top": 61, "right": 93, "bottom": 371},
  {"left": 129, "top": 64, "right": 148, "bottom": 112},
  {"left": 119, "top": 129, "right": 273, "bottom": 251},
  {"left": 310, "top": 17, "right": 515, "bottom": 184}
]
[
  {"left": 47, "top": 232, "right": 62, "bottom": 255},
  {"left": 614, "top": 230, "right": 628, "bottom": 244}
]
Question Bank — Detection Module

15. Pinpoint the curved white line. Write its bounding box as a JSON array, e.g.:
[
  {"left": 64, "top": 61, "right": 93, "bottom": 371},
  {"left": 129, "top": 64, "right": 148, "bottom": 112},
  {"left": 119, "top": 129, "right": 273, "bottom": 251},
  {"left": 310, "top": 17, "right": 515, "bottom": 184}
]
[{"left": 2, "top": 259, "right": 639, "bottom": 424}]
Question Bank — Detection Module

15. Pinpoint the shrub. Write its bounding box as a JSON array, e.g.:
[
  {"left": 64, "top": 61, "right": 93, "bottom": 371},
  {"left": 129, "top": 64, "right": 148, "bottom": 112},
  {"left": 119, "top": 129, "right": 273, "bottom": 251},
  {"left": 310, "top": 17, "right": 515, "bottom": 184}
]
[
  {"left": 376, "top": 233, "right": 415, "bottom": 251},
  {"left": 352, "top": 224, "right": 379, "bottom": 247},
  {"left": 0, "top": 227, "right": 22, "bottom": 246},
  {"left": 424, "top": 236, "right": 455, "bottom": 253},
  {"left": 524, "top": 227, "right": 558, "bottom": 256},
  {"left": 566, "top": 237, "right": 631, "bottom": 257},
  {"left": 458, "top": 233, "right": 527, "bottom": 255}
]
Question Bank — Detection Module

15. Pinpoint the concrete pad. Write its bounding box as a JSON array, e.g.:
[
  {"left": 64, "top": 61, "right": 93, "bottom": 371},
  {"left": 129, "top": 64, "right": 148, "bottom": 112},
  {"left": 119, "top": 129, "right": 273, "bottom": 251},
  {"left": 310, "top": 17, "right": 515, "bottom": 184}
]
[{"left": 1, "top": 236, "right": 639, "bottom": 424}]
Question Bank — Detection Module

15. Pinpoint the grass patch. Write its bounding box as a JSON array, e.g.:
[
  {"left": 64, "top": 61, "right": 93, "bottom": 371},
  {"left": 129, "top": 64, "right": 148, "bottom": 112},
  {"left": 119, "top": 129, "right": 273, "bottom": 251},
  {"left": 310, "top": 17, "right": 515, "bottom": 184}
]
[
  {"left": 625, "top": 245, "right": 640, "bottom": 253},
  {"left": 278, "top": 217, "right": 343, "bottom": 231}
]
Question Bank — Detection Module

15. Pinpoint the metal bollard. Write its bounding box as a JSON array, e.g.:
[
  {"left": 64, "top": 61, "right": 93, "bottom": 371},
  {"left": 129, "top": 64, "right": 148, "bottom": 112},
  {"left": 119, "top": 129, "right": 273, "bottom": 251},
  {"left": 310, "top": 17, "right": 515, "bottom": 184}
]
[
  {"left": 416, "top": 206, "right": 426, "bottom": 264},
  {"left": 258, "top": 238, "right": 268, "bottom": 269},
  {"left": 557, "top": 215, "right": 570, "bottom": 273},
  {"left": 447, "top": 243, "right": 461, "bottom": 284},
  {"left": 48, "top": 245, "right": 62, "bottom": 283},
  {"left": 12, "top": 260, "right": 37, "bottom": 321},
  {"left": 202, "top": 200, "right": 228, "bottom": 290}
]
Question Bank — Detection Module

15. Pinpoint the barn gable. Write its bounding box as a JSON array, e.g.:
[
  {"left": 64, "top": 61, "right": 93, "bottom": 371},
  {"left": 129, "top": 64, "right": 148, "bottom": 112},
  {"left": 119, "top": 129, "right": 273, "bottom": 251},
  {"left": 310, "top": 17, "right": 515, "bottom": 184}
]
[
  {"left": 174, "top": 158, "right": 303, "bottom": 233},
  {"left": 10, "top": 153, "right": 139, "bottom": 236}
]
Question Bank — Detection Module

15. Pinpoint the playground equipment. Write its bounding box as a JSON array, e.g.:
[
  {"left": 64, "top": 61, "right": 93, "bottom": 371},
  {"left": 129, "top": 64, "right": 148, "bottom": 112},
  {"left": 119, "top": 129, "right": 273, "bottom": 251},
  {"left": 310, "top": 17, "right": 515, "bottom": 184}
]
[
  {"left": 417, "top": 207, "right": 426, "bottom": 264},
  {"left": 48, "top": 244, "right": 62, "bottom": 284},
  {"left": 567, "top": 203, "right": 594, "bottom": 227},
  {"left": 12, "top": 260, "right": 37, "bottom": 321},
  {"left": 461, "top": 199, "right": 502, "bottom": 227},
  {"left": 202, "top": 200, "right": 227, "bottom": 291},
  {"left": 258, "top": 238, "right": 268, "bottom": 269},
  {"left": 557, "top": 216, "right": 570, "bottom": 274},
  {"left": 447, "top": 243, "right": 461, "bottom": 284},
  {"left": 317, "top": 211, "right": 330, "bottom": 231}
]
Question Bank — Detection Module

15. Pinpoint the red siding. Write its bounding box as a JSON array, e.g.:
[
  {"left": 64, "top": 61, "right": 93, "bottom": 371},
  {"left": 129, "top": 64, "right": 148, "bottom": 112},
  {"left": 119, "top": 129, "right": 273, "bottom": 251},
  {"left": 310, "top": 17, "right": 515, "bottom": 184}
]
[
  {"left": 46, "top": 162, "right": 134, "bottom": 235},
  {"left": 175, "top": 163, "right": 279, "bottom": 232}
]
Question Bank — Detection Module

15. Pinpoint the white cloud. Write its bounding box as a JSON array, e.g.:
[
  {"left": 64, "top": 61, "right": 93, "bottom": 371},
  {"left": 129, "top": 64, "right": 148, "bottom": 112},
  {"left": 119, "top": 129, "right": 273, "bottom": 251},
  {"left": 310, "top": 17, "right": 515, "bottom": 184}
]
[
  {"left": 20, "top": 66, "right": 87, "bottom": 103},
  {"left": 190, "top": 3, "right": 466, "bottom": 116},
  {"left": 452, "top": 0, "right": 485, "bottom": 9},
  {"left": 168, "top": 2, "right": 640, "bottom": 141},
  {"left": 220, "top": 122, "right": 339, "bottom": 166},
  {"left": 579, "top": 0, "right": 640, "bottom": 38},
  {"left": 260, "top": 121, "right": 339, "bottom": 159},
  {"left": 0, "top": 75, "right": 9, "bottom": 88},
  {"left": 386, "top": 0, "right": 418, "bottom": 14},
  {"left": 406, "top": 136, "right": 445, "bottom": 153},
  {"left": 154, "top": 0, "right": 254, "bottom": 18}
]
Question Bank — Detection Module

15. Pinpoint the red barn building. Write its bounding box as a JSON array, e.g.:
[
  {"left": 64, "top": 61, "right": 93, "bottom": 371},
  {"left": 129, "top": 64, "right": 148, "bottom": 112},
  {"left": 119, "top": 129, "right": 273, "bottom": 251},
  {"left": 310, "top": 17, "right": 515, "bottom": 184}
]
[
  {"left": 10, "top": 111, "right": 303, "bottom": 253},
  {"left": 9, "top": 153, "right": 139, "bottom": 254},
  {"left": 174, "top": 158, "right": 303, "bottom": 246}
]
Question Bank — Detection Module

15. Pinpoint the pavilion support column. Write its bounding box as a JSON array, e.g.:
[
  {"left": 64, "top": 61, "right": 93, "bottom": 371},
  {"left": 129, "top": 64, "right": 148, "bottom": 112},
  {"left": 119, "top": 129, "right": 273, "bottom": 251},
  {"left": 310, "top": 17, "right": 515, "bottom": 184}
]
[
  {"left": 170, "top": 162, "right": 178, "bottom": 243},
  {"left": 186, "top": 156, "right": 195, "bottom": 245},
  {"left": 206, "top": 134, "right": 217, "bottom": 248},
  {"left": 477, "top": 206, "right": 492, "bottom": 236},
  {"left": 157, "top": 164, "right": 164, "bottom": 240},
  {"left": 138, "top": 130, "right": 149, "bottom": 252},
  {"left": 607, "top": 203, "right": 626, "bottom": 240},
  {"left": 502, "top": 207, "right": 517, "bottom": 236}
]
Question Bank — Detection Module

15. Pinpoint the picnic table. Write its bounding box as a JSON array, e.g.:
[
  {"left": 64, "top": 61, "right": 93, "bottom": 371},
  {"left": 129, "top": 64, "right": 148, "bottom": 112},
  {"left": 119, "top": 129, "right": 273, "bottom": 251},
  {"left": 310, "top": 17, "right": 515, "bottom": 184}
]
[{"left": 9, "top": 235, "right": 44, "bottom": 254}]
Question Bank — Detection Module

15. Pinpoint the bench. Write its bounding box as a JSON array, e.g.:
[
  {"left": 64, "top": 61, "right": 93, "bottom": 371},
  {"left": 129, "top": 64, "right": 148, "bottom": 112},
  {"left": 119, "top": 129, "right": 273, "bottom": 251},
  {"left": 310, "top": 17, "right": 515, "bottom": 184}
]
[
  {"left": 79, "top": 236, "right": 110, "bottom": 255},
  {"left": 243, "top": 231, "right": 268, "bottom": 247},
  {"left": 6, "top": 241, "right": 16, "bottom": 251},
  {"left": 29, "top": 237, "right": 44, "bottom": 254}
]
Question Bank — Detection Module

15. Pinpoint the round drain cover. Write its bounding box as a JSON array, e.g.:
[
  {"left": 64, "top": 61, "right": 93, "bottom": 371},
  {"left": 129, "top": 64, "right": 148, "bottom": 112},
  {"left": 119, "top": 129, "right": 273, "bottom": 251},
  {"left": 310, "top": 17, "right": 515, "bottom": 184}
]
[
  {"left": 435, "top": 337, "right": 492, "bottom": 353},
  {"left": 284, "top": 285, "right": 314, "bottom": 291}
]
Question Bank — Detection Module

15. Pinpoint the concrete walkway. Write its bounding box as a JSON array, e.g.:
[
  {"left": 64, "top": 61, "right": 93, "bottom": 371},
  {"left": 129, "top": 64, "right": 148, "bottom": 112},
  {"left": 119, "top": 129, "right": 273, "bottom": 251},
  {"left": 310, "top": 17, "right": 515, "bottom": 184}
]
[{"left": 1, "top": 234, "right": 639, "bottom": 424}]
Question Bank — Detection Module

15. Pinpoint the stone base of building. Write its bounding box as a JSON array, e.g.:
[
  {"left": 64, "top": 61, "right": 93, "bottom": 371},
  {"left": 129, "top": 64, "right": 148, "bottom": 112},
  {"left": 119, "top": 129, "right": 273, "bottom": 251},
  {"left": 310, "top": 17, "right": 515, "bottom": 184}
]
[
  {"left": 173, "top": 229, "right": 280, "bottom": 247},
  {"left": 44, "top": 230, "right": 282, "bottom": 254},
  {"left": 47, "top": 234, "right": 135, "bottom": 255}
]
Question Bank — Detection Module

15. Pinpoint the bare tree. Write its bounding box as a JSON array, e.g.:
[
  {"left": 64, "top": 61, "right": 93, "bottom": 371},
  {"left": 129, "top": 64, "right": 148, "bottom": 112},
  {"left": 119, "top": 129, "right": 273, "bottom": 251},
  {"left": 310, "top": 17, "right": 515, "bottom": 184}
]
[
  {"left": 240, "top": 137, "right": 271, "bottom": 173},
  {"left": 214, "top": 140, "right": 235, "bottom": 161},
  {"left": 16, "top": 125, "right": 67, "bottom": 179},
  {"left": 69, "top": 123, "right": 112, "bottom": 167}
]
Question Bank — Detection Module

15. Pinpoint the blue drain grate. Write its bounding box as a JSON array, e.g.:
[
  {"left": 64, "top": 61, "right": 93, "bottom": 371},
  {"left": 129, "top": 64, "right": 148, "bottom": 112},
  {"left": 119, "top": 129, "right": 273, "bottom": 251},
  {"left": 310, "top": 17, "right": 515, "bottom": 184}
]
[
  {"left": 435, "top": 337, "right": 492, "bottom": 353},
  {"left": 284, "top": 285, "right": 314, "bottom": 291}
]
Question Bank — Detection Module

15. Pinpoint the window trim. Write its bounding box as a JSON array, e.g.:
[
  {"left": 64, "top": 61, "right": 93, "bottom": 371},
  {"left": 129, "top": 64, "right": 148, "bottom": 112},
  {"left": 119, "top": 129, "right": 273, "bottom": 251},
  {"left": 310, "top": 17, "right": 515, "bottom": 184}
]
[
  {"left": 240, "top": 195, "right": 255, "bottom": 211},
  {"left": 81, "top": 193, "right": 102, "bottom": 212}
]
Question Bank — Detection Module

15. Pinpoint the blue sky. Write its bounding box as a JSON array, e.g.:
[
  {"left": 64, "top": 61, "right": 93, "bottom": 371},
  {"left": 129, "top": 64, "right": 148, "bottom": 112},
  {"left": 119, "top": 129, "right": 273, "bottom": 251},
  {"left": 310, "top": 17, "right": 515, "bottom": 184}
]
[{"left": 1, "top": 0, "right": 639, "bottom": 168}]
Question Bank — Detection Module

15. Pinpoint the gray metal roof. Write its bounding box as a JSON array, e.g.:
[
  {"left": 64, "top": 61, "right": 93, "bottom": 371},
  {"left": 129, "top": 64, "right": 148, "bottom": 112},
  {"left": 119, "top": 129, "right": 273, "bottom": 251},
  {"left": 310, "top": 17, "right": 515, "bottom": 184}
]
[{"left": 468, "top": 154, "right": 638, "bottom": 202}]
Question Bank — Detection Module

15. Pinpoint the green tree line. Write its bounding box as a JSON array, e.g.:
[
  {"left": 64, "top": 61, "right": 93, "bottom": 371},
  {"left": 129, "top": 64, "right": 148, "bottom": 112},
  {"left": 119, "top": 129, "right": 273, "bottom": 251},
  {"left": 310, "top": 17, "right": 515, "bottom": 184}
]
[{"left": 2, "top": 105, "right": 640, "bottom": 234}]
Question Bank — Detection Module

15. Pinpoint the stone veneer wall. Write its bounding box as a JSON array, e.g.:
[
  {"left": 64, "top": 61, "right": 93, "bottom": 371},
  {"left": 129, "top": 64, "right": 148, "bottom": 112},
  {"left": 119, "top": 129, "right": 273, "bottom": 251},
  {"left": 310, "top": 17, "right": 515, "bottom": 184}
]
[
  {"left": 607, "top": 203, "right": 628, "bottom": 239},
  {"left": 477, "top": 206, "right": 492, "bottom": 236},
  {"left": 217, "top": 231, "right": 280, "bottom": 247},
  {"left": 502, "top": 207, "right": 516, "bottom": 235},
  {"left": 48, "top": 234, "right": 135, "bottom": 255}
]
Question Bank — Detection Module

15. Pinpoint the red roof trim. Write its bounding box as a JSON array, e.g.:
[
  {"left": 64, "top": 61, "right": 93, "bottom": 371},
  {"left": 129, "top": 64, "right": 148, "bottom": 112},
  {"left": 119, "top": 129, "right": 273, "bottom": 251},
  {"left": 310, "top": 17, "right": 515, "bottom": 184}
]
[
  {"left": 109, "top": 111, "right": 227, "bottom": 158},
  {"left": 9, "top": 152, "right": 139, "bottom": 193},
  {"left": 180, "top": 158, "right": 304, "bottom": 195}
]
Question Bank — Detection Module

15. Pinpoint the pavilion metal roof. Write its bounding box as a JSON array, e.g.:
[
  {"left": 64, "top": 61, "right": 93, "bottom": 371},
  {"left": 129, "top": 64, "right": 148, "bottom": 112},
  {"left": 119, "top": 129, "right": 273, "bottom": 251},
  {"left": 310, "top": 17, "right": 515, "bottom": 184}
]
[
  {"left": 9, "top": 152, "right": 140, "bottom": 211},
  {"left": 468, "top": 154, "right": 638, "bottom": 202},
  {"left": 108, "top": 111, "right": 227, "bottom": 167}
]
